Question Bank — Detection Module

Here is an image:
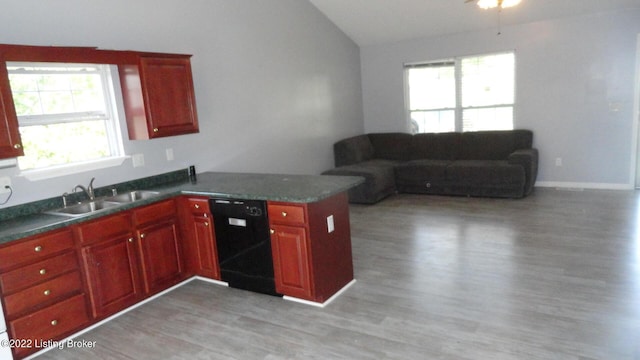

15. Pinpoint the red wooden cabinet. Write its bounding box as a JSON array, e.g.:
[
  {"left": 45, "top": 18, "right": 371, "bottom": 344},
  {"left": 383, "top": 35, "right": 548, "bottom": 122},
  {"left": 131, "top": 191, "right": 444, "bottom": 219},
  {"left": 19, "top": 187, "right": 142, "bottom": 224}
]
[
  {"left": 0, "top": 229, "right": 88, "bottom": 358},
  {"left": 136, "top": 218, "right": 183, "bottom": 294},
  {"left": 77, "top": 213, "right": 142, "bottom": 318},
  {"left": 78, "top": 199, "right": 185, "bottom": 320},
  {"left": 269, "top": 224, "right": 312, "bottom": 299},
  {"left": 268, "top": 192, "right": 354, "bottom": 303},
  {"left": 119, "top": 55, "right": 199, "bottom": 139},
  {"left": 80, "top": 233, "right": 141, "bottom": 318},
  {"left": 0, "top": 57, "right": 23, "bottom": 159},
  {"left": 179, "top": 196, "right": 221, "bottom": 280},
  {"left": 133, "top": 199, "right": 184, "bottom": 294}
]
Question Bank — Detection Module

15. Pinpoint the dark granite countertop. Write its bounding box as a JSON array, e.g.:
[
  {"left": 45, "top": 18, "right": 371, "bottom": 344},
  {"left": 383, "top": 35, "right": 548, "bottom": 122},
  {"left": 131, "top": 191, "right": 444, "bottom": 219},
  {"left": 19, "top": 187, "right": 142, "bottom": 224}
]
[{"left": 0, "top": 171, "right": 363, "bottom": 245}]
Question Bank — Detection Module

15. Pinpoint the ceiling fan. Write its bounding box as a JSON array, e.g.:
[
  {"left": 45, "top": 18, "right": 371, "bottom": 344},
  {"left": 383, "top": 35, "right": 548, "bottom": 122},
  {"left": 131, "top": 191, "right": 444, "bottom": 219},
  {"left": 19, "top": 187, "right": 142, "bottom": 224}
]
[{"left": 465, "top": 0, "right": 522, "bottom": 10}]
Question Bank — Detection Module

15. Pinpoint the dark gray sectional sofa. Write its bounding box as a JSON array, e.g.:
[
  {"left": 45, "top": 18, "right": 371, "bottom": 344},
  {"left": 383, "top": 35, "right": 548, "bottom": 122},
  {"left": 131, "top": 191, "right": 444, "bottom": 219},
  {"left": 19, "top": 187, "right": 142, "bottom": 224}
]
[{"left": 322, "top": 130, "right": 538, "bottom": 204}]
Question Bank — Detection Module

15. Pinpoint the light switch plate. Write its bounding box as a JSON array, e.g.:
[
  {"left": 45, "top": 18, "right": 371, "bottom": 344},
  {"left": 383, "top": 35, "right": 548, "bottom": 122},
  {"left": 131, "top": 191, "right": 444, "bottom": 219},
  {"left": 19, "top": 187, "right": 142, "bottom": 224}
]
[{"left": 166, "top": 148, "right": 174, "bottom": 161}]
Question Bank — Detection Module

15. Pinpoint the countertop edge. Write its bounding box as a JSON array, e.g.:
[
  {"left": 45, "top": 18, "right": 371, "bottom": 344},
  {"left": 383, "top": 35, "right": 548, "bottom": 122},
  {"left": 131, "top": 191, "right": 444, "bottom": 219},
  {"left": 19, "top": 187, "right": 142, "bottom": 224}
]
[{"left": 0, "top": 172, "right": 364, "bottom": 245}]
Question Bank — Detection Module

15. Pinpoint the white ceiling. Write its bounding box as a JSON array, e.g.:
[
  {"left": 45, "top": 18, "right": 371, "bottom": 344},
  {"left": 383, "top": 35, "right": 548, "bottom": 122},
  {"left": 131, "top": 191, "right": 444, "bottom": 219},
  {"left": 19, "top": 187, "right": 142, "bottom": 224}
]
[{"left": 308, "top": 0, "right": 640, "bottom": 46}]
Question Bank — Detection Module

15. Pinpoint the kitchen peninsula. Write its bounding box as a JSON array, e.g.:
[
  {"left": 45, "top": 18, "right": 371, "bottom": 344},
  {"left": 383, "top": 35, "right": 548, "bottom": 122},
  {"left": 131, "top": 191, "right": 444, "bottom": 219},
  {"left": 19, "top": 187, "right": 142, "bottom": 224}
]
[{"left": 0, "top": 171, "right": 363, "bottom": 359}]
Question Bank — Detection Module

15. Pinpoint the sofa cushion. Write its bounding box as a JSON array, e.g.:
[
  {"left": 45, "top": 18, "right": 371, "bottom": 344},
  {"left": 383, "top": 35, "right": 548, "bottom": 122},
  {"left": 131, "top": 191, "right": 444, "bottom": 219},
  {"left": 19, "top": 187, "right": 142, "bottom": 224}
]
[
  {"left": 395, "top": 160, "right": 452, "bottom": 185},
  {"left": 446, "top": 160, "right": 525, "bottom": 186},
  {"left": 333, "top": 134, "right": 375, "bottom": 167},
  {"left": 367, "top": 133, "right": 413, "bottom": 161},
  {"left": 410, "top": 132, "right": 461, "bottom": 160},
  {"left": 460, "top": 130, "right": 533, "bottom": 160},
  {"left": 322, "top": 160, "right": 399, "bottom": 203}
]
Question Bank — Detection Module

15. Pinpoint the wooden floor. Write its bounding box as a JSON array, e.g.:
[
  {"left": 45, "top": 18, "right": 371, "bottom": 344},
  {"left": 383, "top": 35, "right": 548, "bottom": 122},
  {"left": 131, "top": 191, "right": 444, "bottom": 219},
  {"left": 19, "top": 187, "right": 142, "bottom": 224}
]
[{"left": 37, "top": 188, "right": 640, "bottom": 359}]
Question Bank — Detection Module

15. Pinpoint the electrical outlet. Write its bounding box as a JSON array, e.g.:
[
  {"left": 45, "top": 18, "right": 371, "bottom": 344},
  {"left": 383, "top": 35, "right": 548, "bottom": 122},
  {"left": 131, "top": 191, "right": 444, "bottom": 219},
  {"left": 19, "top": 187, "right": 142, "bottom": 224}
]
[
  {"left": 555, "top": 158, "right": 562, "bottom": 167},
  {"left": 327, "top": 215, "right": 335, "bottom": 233},
  {"left": 0, "top": 177, "right": 11, "bottom": 194},
  {"left": 132, "top": 154, "right": 145, "bottom": 168},
  {"left": 166, "top": 148, "right": 174, "bottom": 161}
]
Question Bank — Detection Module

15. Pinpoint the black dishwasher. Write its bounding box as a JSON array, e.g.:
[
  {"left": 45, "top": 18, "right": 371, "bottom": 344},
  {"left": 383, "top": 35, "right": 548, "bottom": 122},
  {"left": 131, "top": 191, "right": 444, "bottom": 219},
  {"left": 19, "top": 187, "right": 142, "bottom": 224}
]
[{"left": 209, "top": 198, "right": 281, "bottom": 297}]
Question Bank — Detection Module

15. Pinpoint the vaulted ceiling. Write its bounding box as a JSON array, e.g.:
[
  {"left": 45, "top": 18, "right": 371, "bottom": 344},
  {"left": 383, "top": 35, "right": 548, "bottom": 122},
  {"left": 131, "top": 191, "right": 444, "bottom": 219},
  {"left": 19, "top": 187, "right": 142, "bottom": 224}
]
[{"left": 308, "top": 0, "right": 640, "bottom": 46}]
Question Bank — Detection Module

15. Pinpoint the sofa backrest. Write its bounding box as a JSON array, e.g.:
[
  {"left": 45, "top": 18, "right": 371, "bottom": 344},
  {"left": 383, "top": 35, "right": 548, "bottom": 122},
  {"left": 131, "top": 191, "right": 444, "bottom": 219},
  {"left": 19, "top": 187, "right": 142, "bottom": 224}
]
[
  {"left": 334, "top": 130, "right": 533, "bottom": 166},
  {"left": 333, "top": 134, "right": 375, "bottom": 167},
  {"left": 410, "top": 132, "right": 462, "bottom": 160},
  {"left": 460, "top": 130, "right": 533, "bottom": 160},
  {"left": 367, "top": 133, "right": 414, "bottom": 161}
]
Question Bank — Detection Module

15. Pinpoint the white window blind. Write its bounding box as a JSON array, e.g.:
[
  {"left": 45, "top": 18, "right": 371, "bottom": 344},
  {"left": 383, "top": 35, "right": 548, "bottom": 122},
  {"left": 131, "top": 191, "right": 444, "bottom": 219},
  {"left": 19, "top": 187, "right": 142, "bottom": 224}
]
[{"left": 406, "top": 51, "right": 515, "bottom": 133}]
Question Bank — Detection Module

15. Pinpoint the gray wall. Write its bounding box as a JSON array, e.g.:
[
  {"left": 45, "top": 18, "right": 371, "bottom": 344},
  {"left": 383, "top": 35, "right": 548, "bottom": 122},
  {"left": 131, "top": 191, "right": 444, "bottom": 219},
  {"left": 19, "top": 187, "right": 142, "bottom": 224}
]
[
  {"left": 361, "top": 9, "right": 640, "bottom": 189},
  {"left": 0, "top": 0, "right": 364, "bottom": 206}
]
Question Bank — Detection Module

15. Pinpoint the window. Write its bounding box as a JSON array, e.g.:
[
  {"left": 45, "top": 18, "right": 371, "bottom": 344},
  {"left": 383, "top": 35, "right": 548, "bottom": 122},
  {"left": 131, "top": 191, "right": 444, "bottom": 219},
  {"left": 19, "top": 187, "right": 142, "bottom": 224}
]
[
  {"left": 405, "top": 52, "right": 515, "bottom": 133},
  {"left": 7, "top": 62, "right": 123, "bottom": 171}
]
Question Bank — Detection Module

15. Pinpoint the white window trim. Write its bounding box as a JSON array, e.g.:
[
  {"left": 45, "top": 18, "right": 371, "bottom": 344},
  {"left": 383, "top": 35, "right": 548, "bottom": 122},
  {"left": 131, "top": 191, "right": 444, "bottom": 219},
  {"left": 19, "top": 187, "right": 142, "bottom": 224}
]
[
  {"left": 404, "top": 50, "right": 516, "bottom": 133},
  {"left": 7, "top": 63, "right": 126, "bottom": 177}
]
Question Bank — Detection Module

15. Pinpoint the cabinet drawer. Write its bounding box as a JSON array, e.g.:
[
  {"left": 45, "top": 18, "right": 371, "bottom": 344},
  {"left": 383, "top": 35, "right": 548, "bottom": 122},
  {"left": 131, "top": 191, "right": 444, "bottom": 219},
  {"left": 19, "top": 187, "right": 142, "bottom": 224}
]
[
  {"left": 4, "top": 271, "right": 83, "bottom": 318},
  {"left": 0, "top": 251, "right": 79, "bottom": 294},
  {"left": 76, "top": 213, "right": 132, "bottom": 245},
  {"left": 268, "top": 203, "right": 306, "bottom": 225},
  {"left": 134, "top": 199, "right": 176, "bottom": 226},
  {"left": 0, "top": 229, "right": 74, "bottom": 272},
  {"left": 186, "top": 197, "right": 210, "bottom": 214},
  {"left": 9, "top": 294, "right": 89, "bottom": 357}
]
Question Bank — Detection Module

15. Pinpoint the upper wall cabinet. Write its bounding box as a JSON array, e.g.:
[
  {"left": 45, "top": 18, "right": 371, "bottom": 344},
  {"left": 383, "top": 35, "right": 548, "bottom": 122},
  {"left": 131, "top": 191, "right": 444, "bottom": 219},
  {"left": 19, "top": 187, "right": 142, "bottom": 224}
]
[
  {"left": 119, "top": 55, "right": 199, "bottom": 140},
  {"left": 0, "top": 44, "right": 200, "bottom": 161},
  {"left": 0, "top": 58, "right": 23, "bottom": 159}
]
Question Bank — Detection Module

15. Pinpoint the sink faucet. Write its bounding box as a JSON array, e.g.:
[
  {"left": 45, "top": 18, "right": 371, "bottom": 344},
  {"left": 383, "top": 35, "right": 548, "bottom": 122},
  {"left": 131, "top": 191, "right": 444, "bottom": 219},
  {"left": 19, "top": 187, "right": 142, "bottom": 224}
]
[{"left": 73, "top": 177, "right": 96, "bottom": 201}]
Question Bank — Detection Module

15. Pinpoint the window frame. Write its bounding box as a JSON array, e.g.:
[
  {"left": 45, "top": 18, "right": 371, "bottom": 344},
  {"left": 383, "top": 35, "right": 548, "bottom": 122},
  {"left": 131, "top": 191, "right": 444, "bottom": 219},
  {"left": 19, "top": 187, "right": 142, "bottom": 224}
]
[
  {"left": 6, "top": 62, "right": 127, "bottom": 180},
  {"left": 404, "top": 51, "right": 516, "bottom": 134}
]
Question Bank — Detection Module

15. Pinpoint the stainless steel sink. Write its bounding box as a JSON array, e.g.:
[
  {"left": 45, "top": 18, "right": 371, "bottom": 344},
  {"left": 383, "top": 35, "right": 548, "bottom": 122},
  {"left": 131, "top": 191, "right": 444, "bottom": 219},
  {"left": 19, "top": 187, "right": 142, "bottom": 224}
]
[
  {"left": 46, "top": 199, "right": 121, "bottom": 217},
  {"left": 105, "top": 190, "right": 160, "bottom": 203}
]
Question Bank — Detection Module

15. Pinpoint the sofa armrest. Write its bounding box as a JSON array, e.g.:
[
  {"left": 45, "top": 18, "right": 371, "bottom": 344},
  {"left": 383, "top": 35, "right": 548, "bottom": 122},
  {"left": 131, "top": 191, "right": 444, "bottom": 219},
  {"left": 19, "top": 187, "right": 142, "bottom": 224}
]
[
  {"left": 508, "top": 148, "right": 538, "bottom": 195},
  {"left": 334, "top": 135, "right": 375, "bottom": 167}
]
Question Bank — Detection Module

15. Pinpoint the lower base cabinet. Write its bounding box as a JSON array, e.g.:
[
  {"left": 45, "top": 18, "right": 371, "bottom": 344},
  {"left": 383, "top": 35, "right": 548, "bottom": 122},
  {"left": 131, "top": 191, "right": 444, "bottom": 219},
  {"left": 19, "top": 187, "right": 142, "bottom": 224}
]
[
  {"left": 78, "top": 199, "right": 184, "bottom": 321},
  {"left": 269, "top": 225, "right": 312, "bottom": 299},
  {"left": 9, "top": 295, "right": 90, "bottom": 358},
  {"left": 268, "top": 192, "right": 354, "bottom": 303},
  {"left": 0, "top": 191, "right": 355, "bottom": 358},
  {"left": 136, "top": 219, "right": 183, "bottom": 294},
  {"left": 81, "top": 234, "right": 142, "bottom": 318},
  {"left": 179, "top": 196, "right": 220, "bottom": 280},
  {"left": 0, "top": 229, "right": 89, "bottom": 359},
  {"left": 77, "top": 213, "right": 142, "bottom": 319}
]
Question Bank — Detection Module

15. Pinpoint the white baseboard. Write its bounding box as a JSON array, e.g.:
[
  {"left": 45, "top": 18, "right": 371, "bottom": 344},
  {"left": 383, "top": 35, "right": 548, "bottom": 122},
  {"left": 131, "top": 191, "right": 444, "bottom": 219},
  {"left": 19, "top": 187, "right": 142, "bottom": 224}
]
[
  {"left": 24, "top": 276, "right": 351, "bottom": 358},
  {"left": 25, "top": 277, "right": 227, "bottom": 359},
  {"left": 283, "top": 279, "right": 357, "bottom": 308},
  {"left": 193, "top": 276, "right": 229, "bottom": 287},
  {"left": 535, "top": 181, "right": 634, "bottom": 191}
]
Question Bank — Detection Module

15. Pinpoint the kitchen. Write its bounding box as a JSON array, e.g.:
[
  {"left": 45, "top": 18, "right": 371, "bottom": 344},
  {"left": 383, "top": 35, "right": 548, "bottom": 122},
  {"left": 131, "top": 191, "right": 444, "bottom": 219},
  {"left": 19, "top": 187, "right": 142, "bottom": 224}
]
[{"left": 0, "top": 1, "right": 364, "bottom": 359}]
